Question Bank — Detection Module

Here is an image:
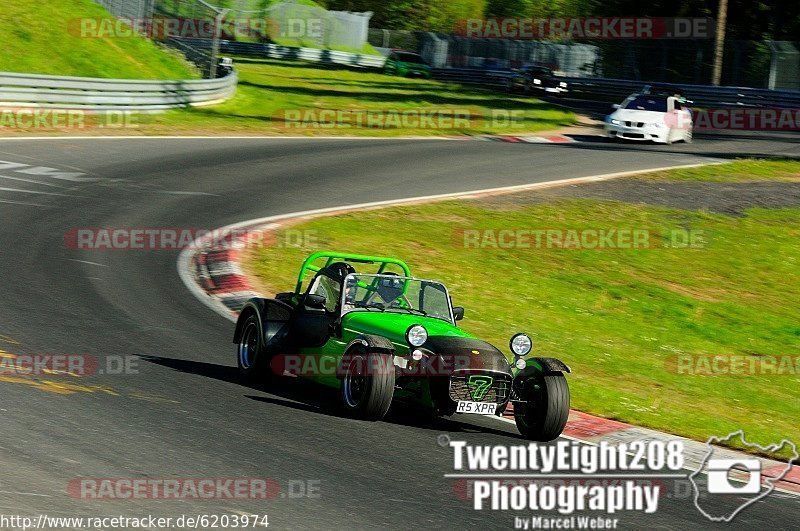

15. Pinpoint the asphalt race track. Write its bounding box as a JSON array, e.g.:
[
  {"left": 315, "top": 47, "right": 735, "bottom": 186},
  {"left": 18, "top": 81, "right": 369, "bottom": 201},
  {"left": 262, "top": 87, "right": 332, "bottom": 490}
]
[{"left": 0, "top": 137, "right": 798, "bottom": 529}]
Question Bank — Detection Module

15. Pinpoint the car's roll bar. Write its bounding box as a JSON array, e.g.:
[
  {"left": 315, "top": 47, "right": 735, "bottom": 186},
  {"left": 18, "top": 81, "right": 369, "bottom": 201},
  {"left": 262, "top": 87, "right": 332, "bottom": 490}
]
[{"left": 295, "top": 251, "right": 412, "bottom": 294}]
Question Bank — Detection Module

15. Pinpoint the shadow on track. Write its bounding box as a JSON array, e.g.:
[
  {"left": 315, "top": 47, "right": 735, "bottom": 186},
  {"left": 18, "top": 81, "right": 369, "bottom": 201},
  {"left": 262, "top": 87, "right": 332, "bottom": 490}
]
[{"left": 141, "top": 355, "right": 521, "bottom": 440}]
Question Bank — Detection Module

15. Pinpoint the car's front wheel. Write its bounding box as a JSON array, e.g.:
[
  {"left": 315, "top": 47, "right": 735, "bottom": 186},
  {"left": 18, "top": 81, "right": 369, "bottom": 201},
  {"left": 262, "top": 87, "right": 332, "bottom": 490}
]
[
  {"left": 340, "top": 351, "right": 394, "bottom": 420},
  {"left": 514, "top": 373, "right": 570, "bottom": 441}
]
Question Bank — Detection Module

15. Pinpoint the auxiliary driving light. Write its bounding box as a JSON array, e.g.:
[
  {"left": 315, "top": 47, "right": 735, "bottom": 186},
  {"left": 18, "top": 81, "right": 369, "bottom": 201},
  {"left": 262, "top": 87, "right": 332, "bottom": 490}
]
[
  {"left": 510, "top": 333, "right": 533, "bottom": 357},
  {"left": 406, "top": 325, "right": 428, "bottom": 347}
]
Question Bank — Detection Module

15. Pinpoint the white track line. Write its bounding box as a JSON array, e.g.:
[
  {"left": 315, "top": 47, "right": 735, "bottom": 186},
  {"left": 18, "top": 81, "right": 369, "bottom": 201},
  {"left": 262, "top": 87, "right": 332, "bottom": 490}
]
[
  {"left": 0, "top": 174, "right": 68, "bottom": 188},
  {"left": 0, "top": 186, "right": 72, "bottom": 196},
  {"left": 66, "top": 259, "right": 108, "bottom": 267},
  {"left": 0, "top": 199, "right": 45, "bottom": 207},
  {"left": 177, "top": 160, "right": 725, "bottom": 323}
]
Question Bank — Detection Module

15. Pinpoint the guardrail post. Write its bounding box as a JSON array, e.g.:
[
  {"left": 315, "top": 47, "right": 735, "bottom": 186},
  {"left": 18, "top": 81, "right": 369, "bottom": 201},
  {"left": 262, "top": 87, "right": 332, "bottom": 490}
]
[{"left": 209, "top": 9, "right": 230, "bottom": 79}]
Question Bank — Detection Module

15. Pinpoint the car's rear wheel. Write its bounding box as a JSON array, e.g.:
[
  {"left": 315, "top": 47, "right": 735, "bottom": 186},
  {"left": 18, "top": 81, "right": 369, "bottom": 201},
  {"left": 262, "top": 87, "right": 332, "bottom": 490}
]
[
  {"left": 514, "top": 373, "right": 570, "bottom": 441},
  {"left": 237, "top": 314, "right": 270, "bottom": 383},
  {"left": 341, "top": 351, "right": 394, "bottom": 420}
]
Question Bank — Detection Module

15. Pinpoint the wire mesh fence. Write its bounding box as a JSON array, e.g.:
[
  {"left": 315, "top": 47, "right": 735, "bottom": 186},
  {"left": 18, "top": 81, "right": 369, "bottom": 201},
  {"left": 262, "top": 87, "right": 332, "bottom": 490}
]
[
  {"left": 150, "top": 0, "right": 372, "bottom": 49},
  {"left": 367, "top": 28, "right": 791, "bottom": 87},
  {"left": 768, "top": 41, "right": 800, "bottom": 90},
  {"left": 94, "top": 0, "right": 155, "bottom": 20},
  {"left": 91, "top": 2, "right": 795, "bottom": 89}
]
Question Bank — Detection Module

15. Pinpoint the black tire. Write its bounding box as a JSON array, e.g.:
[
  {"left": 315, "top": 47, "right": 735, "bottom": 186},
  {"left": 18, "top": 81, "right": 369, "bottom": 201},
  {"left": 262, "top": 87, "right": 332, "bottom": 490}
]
[
  {"left": 237, "top": 314, "right": 271, "bottom": 383},
  {"left": 514, "top": 373, "right": 570, "bottom": 441},
  {"left": 340, "top": 351, "right": 394, "bottom": 420}
]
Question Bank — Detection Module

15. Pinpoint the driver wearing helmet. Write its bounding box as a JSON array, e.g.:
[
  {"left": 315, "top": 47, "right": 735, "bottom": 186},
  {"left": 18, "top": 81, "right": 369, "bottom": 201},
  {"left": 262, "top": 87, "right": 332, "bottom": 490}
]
[{"left": 325, "top": 262, "right": 358, "bottom": 314}]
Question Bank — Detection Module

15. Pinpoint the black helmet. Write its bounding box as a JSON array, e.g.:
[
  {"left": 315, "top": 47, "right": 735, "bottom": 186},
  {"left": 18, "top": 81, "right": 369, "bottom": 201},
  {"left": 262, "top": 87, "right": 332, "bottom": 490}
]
[{"left": 325, "top": 261, "right": 356, "bottom": 281}]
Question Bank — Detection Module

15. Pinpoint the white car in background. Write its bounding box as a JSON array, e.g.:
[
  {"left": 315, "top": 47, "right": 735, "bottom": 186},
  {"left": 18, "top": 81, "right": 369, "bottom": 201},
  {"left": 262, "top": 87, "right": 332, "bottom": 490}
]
[{"left": 604, "top": 92, "right": 693, "bottom": 144}]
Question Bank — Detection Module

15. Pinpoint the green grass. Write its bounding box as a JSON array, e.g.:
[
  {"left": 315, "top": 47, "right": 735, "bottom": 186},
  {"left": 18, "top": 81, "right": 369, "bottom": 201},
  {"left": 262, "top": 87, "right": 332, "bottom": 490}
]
[
  {"left": 1, "top": 0, "right": 197, "bottom": 79},
  {"left": 631, "top": 159, "right": 800, "bottom": 182},
  {"left": 0, "top": 1, "right": 571, "bottom": 136},
  {"left": 130, "top": 57, "right": 575, "bottom": 136},
  {"left": 244, "top": 160, "right": 800, "bottom": 457},
  {"left": 271, "top": 38, "right": 381, "bottom": 56}
]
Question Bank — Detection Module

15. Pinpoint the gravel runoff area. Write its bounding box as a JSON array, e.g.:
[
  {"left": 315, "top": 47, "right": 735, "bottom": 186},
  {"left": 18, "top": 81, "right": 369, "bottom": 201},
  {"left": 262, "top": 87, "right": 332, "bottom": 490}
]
[{"left": 478, "top": 180, "right": 800, "bottom": 216}]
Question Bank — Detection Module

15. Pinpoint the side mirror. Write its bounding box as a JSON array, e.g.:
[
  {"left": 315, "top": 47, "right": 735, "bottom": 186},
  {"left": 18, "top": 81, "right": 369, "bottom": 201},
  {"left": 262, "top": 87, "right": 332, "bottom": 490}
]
[
  {"left": 453, "top": 307, "right": 465, "bottom": 321},
  {"left": 612, "top": 103, "right": 620, "bottom": 109},
  {"left": 305, "top": 294, "right": 327, "bottom": 310}
]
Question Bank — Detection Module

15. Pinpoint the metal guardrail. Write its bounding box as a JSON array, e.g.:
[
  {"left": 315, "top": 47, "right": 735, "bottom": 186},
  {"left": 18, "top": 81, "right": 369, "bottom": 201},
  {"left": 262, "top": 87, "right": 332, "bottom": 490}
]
[
  {"left": 173, "top": 37, "right": 386, "bottom": 69},
  {"left": 0, "top": 70, "right": 237, "bottom": 112},
  {"left": 430, "top": 68, "right": 800, "bottom": 109}
]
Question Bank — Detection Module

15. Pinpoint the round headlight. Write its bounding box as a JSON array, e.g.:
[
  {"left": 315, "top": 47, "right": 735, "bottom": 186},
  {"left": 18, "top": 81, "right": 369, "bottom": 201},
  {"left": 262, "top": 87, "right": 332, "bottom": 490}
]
[
  {"left": 515, "top": 358, "right": 527, "bottom": 370},
  {"left": 510, "top": 333, "right": 532, "bottom": 357},
  {"left": 406, "top": 325, "right": 428, "bottom": 347}
]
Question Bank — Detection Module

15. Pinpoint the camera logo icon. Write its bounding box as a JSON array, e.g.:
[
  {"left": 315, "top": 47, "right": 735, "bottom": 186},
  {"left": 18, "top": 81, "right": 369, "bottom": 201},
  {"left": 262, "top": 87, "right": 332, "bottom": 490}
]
[
  {"left": 689, "top": 430, "right": 798, "bottom": 522},
  {"left": 706, "top": 458, "right": 761, "bottom": 494}
]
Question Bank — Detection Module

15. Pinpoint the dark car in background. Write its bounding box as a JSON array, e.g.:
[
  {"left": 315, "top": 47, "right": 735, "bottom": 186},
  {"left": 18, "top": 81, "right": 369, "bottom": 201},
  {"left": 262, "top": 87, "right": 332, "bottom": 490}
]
[{"left": 508, "top": 65, "right": 568, "bottom": 96}]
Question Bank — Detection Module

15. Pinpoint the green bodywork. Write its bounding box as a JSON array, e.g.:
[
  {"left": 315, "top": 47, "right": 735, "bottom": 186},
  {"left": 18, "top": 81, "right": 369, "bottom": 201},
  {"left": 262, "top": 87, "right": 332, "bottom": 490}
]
[
  {"left": 383, "top": 52, "right": 432, "bottom": 79},
  {"left": 237, "top": 252, "right": 570, "bottom": 435},
  {"left": 290, "top": 252, "right": 483, "bottom": 392},
  {"left": 301, "top": 310, "right": 476, "bottom": 388},
  {"left": 253, "top": 252, "right": 548, "bottom": 408}
]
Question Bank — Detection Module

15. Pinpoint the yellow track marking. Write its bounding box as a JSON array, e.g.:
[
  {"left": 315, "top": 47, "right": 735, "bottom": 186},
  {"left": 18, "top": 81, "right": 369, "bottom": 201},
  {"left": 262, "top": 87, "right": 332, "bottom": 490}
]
[
  {"left": 0, "top": 375, "right": 117, "bottom": 395},
  {"left": 0, "top": 334, "right": 20, "bottom": 345}
]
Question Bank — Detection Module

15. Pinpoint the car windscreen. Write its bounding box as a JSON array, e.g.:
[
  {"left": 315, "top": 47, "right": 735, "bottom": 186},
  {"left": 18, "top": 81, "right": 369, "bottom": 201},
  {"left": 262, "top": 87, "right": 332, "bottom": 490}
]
[
  {"left": 397, "top": 53, "right": 427, "bottom": 65},
  {"left": 343, "top": 274, "right": 452, "bottom": 323},
  {"left": 623, "top": 96, "right": 668, "bottom": 112}
]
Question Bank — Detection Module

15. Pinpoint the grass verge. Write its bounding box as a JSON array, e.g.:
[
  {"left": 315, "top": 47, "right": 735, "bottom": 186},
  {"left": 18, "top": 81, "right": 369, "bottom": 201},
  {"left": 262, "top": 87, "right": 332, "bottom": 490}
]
[
  {"left": 1, "top": 0, "right": 196, "bottom": 79},
  {"left": 135, "top": 57, "right": 573, "bottom": 136},
  {"left": 0, "top": 57, "right": 571, "bottom": 137},
  {"left": 243, "top": 159, "right": 800, "bottom": 457},
  {"left": 630, "top": 158, "right": 800, "bottom": 182}
]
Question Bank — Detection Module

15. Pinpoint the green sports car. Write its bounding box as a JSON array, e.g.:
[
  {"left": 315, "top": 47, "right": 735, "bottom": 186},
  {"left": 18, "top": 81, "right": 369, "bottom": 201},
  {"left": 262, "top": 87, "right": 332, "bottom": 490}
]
[
  {"left": 383, "top": 51, "right": 433, "bottom": 79},
  {"left": 233, "top": 252, "right": 571, "bottom": 441}
]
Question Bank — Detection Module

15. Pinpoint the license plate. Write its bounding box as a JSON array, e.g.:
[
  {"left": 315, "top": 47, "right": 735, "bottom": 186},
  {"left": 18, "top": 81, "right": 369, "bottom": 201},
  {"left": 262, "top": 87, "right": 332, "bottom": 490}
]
[{"left": 456, "top": 401, "right": 497, "bottom": 415}]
